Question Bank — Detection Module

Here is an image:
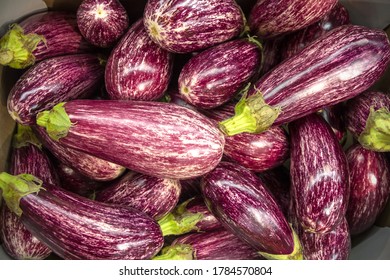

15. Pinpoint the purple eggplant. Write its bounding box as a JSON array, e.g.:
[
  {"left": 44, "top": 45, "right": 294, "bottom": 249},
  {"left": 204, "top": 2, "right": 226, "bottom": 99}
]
[
  {"left": 258, "top": 36, "right": 285, "bottom": 77},
  {"left": 0, "top": 173, "right": 164, "bottom": 260},
  {"left": 95, "top": 172, "right": 181, "bottom": 220},
  {"left": 77, "top": 0, "right": 129, "bottom": 48},
  {"left": 219, "top": 25, "right": 390, "bottom": 136},
  {"left": 179, "top": 177, "right": 202, "bottom": 202},
  {"left": 289, "top": 114, "right": 349, "bottom": 234},
  {"left": 143, "top": 0, "right": 245, "bottom": 53},
  {"left": 319, "top": 104, "right": 347, "bottom": 144},
  {"left": 0, "top": 11, "right": 92, "bottom": 69},
  {"left": 36, "top": 100, "right": 225, "bottom": 180},
  {"left": 178, "top": 38, "right": 262, "bottom": 109},
  {"left": 7, "top": 54, "right": 104, "bottom": 125},
  {"left": 249, "top": 0, "right": 337, "bottom": 39},
  {"left": 345, "top": 91, "right": 390, "bottom": 152},
  {"left": 201, "top": 161, "right": 302, "bottom": 260},
  {"left": 153, "top": 229, "right": 263, "bottom": 260},
  {"left": 105, "top": 19, "right": 173, "bottom": 101},
  {"left": 345, "top": 143, "right": 390, "bottom": 235}
]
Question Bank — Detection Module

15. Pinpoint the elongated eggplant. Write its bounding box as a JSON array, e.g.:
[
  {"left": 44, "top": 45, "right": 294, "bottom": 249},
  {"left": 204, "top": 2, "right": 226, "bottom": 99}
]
[
  {"left": 153, "top": 229, "right": 263, "bottom": 260},
  {"left": 345, "top": 143, "right": 390, "bottom": 235},
  {"left": 289, "top": 114, "right": 349, "bottom": 234},
  {"left": 201, "top": 161, "right": 302, "bottom": 260},
  {"left": 249, "top": 0, "right": 337, "bottom": 39},
  {"left": 0, "top": 12, "right": 92, "bottom": 69},
  {"left": 36, "top": 100, "right": 225, "bottom": 179},
  {"left": 319, "top": 104, "right": 347, "bottom": 144},
  {"left": 258, "top": 36, "right": 285, "bottom": 77},
  {"left": 178, "top": 38, "right": 262, "bottom": 109},
  {"left": 219, "top": 25, "right": 390, "bottom": 136},
  {"left": 95, "top": 172, "right": 181, "bottom": 220},
  {"left": 143, "top": 0, "right": 245, "bottom": 53},
  {"left": 7, "top": 54, "right": 104, "bottom": 125},
  {"left": 77, "top": 0, "right": 129, "bottom": 48},
  {"left": 0, "top": 173, "right": 164, "bottom": 260}
]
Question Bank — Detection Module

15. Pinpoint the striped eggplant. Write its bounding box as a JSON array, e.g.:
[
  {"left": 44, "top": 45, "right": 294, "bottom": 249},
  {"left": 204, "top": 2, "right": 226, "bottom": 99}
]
[
  {"left": 34, "top": 126, "right": 125, "bottom": 182},
  {"left": 345, "top": 143, "right": 390, "bottom": 235},
  {"left": 95, "top": 172, "right": 181, "bottom": 220},
  {"left": 0, "top": 11, "right": 92, "bottom": 69},
  {"left": 201, "top": 161, "right": 302, "bottom": 260},
  {"left": 344, "top": 91, "right": 390, "bottom": 152},
  {"left": 153, "top": 229, "right": 263, "bottom": 260},
  {"left": 7, "top": 54, "right": 104, "bottom": 125},
  {"left": 0, "top": 173, "right": 164, "bottom": 260},
  {"left": 289, "top": 114, "right": 349, "bottom": 234},
  {"left": 143, "top": 0, "right": 245, "bottom": 53},
  {"left": 249, "top": 0, "right": 337, "bottom": 39},
  {"left": 319, "top": 104, "right": 347, "bottom": 144},
  {"left": 77, "top": 0, "right": 129, "bottom": 48},
  {"left": 105, "top": 19, "right": 173, "bottom": 101},
  {"left": 178, "top": 38, "right": 262, "bottom": 109},
  {"left": 258, "top": 37, "right": 285, "bottom": 77},
  {"left": 36, "top": 100, "right": 225, "bottom": 179},
  {"left": 219, "top": 25, "right": 390, "bottom": 136}
]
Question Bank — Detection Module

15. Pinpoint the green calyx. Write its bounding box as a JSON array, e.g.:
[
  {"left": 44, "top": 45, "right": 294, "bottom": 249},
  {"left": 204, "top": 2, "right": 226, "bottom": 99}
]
[
  {"left": 12, "top": 124, "right": 42, "bottom": 149},
  {"left": 0, "top": 172, "right": 43, "bottom": 216},
  {"left": 0, "top": 23, "right": 45, "bottom": 69},
  {"left": 36, "top": 102, "right": 72, "bottom": 141},
  {"left": 152, "top": 244, "right": 194, "bottom": 260},
  {"left": 358, "top": 107, "right": 390, "bottom": 152}
]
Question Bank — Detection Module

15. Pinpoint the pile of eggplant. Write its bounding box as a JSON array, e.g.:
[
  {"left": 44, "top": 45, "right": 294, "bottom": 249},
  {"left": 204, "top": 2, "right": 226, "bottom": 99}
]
[{"left": 0, "top": 0, "right": 390, "bottom": 260}]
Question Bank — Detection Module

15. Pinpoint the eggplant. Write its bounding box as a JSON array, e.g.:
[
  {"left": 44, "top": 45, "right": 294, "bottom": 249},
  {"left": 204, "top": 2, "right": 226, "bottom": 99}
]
[
  {"left": 345, "top": 143, "right": 390, "bottom": 235},
  {"left": 344, "top": 91, "right": 390, "bottom": 152},
  {"left": 143, "top": 0, "right": 245, "bottom": 53},
  {"left": 0, "top": 11, "right": 92, "bottom": 69},
  {"left": 258, "top": 37, "right": 285, "bottom": 77},
  {"left": 105, "top": 19, "right": 173, "bottom": 101},
  {"left": 219, "top": 25, "right": 390, "bottom": 136},
  {"left": 249, "top": 0, "right": 337, "bottom": 39},
  {"left": 179, "top": 177, "right": 202, "bottom": 202},
  {"left": 178, "top": 38, "right": 262, "bottom": 109},
  {"left": 36, "top": 100, "right": 225, "bottom": 180},
  {"left": 153, "top": 229, "right": 263, "bottom": 260},
  {"left": 289, "top": 114, "right": 349, "bottom": 234},
  {"left": 7, "top": 54, "right": 104, "bottom": 125},
  {"left": 77, "top": 0, "right": 129, "bottom": 48},
  {"left": 319, "top": 104, "right": 347, "bottom": 144},
  {"left": 95, "top": 172, "right": 181, "bottom": 220},
  {"left": 0, "top": 173, "right": 164, "bottom": 260},
  {"left": 201, "top": 161, "right": 302, "bottom": 260}
]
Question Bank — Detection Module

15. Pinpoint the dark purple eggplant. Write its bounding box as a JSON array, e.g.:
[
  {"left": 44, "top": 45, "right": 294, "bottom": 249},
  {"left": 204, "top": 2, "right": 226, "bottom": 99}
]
[
  {"left": 289, "top": 114, "right": 349, "bottom": 234},
  {"left": 258, "top": 36, "right": 285, "bottom": 77},
  {"left": 77, "top": 0, "right": 129, "bottom": 48},
  {"left": 0, "top": 11, "right": 92, "bottom": 69},
  {"left": 201, "top": 161, "right": 302, "bottom": 260},
  {"left": 153, "top": 229, "right": 263, "bottom": 260},
  {"left": 95, "top": 172, "right": 181, "bottom": 220},
  {"left": 178, "top": 38, "right": 262, "bottom": 109},
  {"left": 249, "top": 0, "right": 337, "bottom": 39},
  {"left": 179, "top": 177, "right": 201, "bottom": 202},
  {"left": 36, "top": 100, "right": 225, "bottom": 180},
  {"left": 7, "top": 54, "right": 104, "bottom": 125},
  {"left": 143, "top": 0, "right": 245, "bottom": 53},
  {"left": 105, "top": 19, "right": 173, "bottom": 101},
  {"left": 0, "top": 173, "right": 164, "bottom": 260},
  {"left": 345, "top": 91, "right": 390, "bottom": 152},
  {"left": 345, "top": 143, "right": 390, "bottom": 235},
  {"left": 219, "top": 25, "right": 390, "bottom": 136}
]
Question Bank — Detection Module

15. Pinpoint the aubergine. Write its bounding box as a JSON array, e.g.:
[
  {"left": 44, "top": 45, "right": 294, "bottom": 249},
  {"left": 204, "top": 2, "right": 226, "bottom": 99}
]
[
  {"left": 0, "top": 11, "right": 92, "bottom": 69},
  {"left": 289, "top": 114, "right": 349, "bottom": 234},
  {"left": 179, "top": 177, "right": 202, "bottom": 202},
  {"left": 36, "top": 100, "right": 225, "bottom": 180},
  {"left": 105, "top": 19, "right": 173, "bottom": 101},
  {"left": 0, "top": 173, "right": 164, "bottom": 260},
  {"left": 219, "top": 25, "right": 390, "bottom": 136},
  {"left": 143, "top": 0, "right": 245, "bottom": 53},
  {"left": 345, "top": 143, "right": 390, "bottom": 235},
  {"left": 77, "top": 0, "right": 129, "bottom": 48},
  {"left": 249, "top": 0, "right": 337, "bottom": 39},
  {"left": 7, "top": 54, "right": 104, "bottom": 125},
  {"left": 95, "top": 172, "right": 181, "bottom": 220},
  {"left": 258, "top": 37, "right": 285, "bottom": 77},
  {"left": 319, "top": 104, "right": 347, "bottom": 144},
  {"left": 201, "top": 161, "right": 302, "bottom": 260}
]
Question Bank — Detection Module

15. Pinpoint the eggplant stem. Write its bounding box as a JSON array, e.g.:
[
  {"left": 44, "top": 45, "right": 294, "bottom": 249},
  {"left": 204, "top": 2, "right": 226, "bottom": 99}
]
[
  {"left": 12, "top": 124, "right": 42, "bottom": 149},
  {"left": 152, "top": 244, "right": 194, "bottom": 260}
]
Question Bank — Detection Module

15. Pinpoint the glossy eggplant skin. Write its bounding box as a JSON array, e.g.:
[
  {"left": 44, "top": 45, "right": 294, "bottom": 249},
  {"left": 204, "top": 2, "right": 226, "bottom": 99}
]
[
  {"left": 345, "top": 144, "right": 390, "bottom": 235},
  {"left": 105, "top": 19, "right": 173, "bottom": 101},
  {"left": 289, "top": 114, "right": 349, "bottom": 234}
]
